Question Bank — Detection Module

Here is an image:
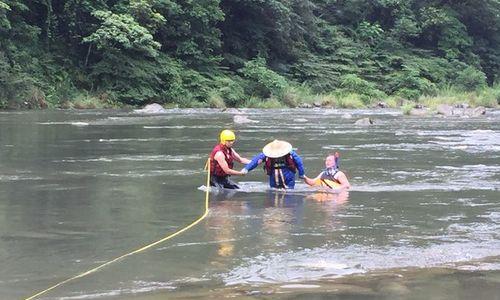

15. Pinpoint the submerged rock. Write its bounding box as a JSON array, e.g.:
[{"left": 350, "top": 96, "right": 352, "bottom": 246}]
[
  {"left": 342, "top": 113, "right": 353, "bottom": 119},
  {"left": 354, "top": 117, "right": 374, "bottom": 125},
  {"left": 233, "top": 115, "right": 259, "bottom": 124},
  {"left": 377, "top": 280, "right": 411, "bottom": 296},
  {"left": 133, "top": 103, "right": 167, "bottom": 114}
]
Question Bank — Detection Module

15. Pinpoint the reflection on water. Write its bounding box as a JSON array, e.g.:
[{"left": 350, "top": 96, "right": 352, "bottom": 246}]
[{"left": 0, "top": 109, "right": 499, "bottom": 299}]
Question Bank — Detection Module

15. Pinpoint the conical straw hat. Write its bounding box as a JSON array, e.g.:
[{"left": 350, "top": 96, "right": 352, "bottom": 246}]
[{"left": 262, "top": 140, "right": 293, "bottom": 158}]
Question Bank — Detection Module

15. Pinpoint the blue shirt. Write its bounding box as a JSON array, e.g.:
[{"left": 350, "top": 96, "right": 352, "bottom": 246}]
[{"left": 244, "top": 151, "right": 305, "bottom": 188}]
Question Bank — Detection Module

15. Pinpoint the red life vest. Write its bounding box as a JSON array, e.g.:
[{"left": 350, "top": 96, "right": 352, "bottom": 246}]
[
  {"left": 264, "top": 154, "right": 296, "bottom": 175},
  {"left": 210, "top": 144, "right": 234, "bottom": 177}
]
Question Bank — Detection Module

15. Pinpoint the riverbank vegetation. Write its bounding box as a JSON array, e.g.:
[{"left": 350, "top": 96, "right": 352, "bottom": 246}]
[{"left": 1, "top": 0, "right": 499, "bottom": 109}]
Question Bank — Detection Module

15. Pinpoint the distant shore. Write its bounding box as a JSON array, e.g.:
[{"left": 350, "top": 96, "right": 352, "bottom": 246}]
[{"left": 2, "top": 85, "right": 498, "bottom": 114}]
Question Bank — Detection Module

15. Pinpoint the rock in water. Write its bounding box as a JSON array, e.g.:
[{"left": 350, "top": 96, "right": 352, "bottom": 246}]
[
  {"left": 233, "top": 115, "right": 259, "bottom": 124},
  {"left": 133, "top": 103, "right": 167, "bottom": 114},
  {"left": 354, "top": 117, "right": 374, "bottom": 125},
  {"left": 222, "top": 108, "right": 242, "bottom": 114}
]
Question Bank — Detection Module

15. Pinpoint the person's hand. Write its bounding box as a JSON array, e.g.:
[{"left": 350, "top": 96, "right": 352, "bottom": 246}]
[{"left": 240, "top": 168, "right": 248, "bottom": 175}]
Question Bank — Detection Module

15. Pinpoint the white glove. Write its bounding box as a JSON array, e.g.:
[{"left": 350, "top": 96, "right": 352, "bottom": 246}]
[{"left": 240, "top": 168, "right": 248, "bottom": 174}]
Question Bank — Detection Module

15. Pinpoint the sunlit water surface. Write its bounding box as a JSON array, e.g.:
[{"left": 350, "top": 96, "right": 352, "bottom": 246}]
[{"left": 0, "top": 109, "right": 499, "bottom": 300}]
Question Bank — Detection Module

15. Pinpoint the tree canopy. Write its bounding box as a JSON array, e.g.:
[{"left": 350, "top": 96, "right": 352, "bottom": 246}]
[{"left": 1, "top": 0, "right": 499, "bottom": 108}]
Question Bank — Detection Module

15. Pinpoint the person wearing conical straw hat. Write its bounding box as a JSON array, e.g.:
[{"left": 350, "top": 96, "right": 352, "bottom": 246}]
[
  {"left": 209, "top": 129, "right": 251, "bottom": 189},
  {"left": 241, "top": 140, "right": 305, "bottom": 189}
]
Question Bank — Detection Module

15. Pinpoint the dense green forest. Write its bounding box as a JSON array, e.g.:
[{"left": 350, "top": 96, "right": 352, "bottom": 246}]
[{"left": 1, "top": 0, "right": 499, "bottom": 109}]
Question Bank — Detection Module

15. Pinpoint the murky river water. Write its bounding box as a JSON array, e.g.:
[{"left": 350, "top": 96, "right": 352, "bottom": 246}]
[{"left": 0, "top": 109, "right": 499, "bottom": 300}]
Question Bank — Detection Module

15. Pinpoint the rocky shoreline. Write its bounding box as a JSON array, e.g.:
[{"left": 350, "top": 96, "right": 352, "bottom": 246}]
[{"left": 133, "top": 103, "right": 492, "bottom": 126}]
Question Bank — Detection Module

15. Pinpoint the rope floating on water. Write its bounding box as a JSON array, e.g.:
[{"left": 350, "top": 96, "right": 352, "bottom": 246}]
[{"left": 24, "top": 159, "right": 212, "bottom": 300}]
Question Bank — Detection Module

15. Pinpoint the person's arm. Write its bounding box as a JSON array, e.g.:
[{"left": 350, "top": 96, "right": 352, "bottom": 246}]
[
  {"left": 232, "top": 149, "right": 251, "bottom": 164},
  {"left": 243, "top": 153, "right": 266, "bottom": 172},
  {"left": 304, "top": 173, "right": 322, "bottom": 186},
  {"left": 291, "top": 151, "right": 305, "bottom": 178},
  {"left": 335, "top": 171, "right": 351, "bottom": 189},
  {"left": 214, "top": 151, "right": 245, "bottom": 176}
]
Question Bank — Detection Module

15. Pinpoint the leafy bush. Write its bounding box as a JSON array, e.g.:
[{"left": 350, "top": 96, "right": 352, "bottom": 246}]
[
  {"left": 240, "top": 57, "right": 288, "bottom": 98},
  {"left": 336, "top": 93, "right": 364, "bottom": 108},
  {"left": 207, "top": 91, "right": 226, "bottom": 108},
  {"left": 339, "top": 74, "right": 386, "bottom": 104},
  {"left": 83, "top": 10, "right": 161, "bottom": 57},
  {"left": 454, "top": 66, "right": 487, "bottom": 91},
  {"left": 392, "top": 16, "right": 421, "bottom": 40},
  {"left": 89, "top": 52, "right": 211, "bottom": 106},
  {"left": 45, "top": 72, "right": 76, "bottom": 106},
  {"left": 211, "top": 76, "right": 246, "bottom": 107},
  {"left": 356, "top": 21, "right": 384, "bottom": 45},
  {"left": 0, "top": 53, "right": 39, "bottom": 108},
  {"left": 387, "top": 65, "right": 437, "bottom": 99},
  {"left": 401, "top": 102, "right": 414, "bottom": 115},
  {"left": 243, "top": 97, "right": 284, "bottom": 108}
]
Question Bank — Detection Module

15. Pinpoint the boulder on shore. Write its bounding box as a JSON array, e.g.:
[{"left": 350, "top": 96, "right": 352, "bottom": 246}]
[
  {"left": 376, "top": 101, "right": 389, "bottom": 108},
  {"left": 409, "top": 107, "right": 429, "bottom": 116},
  {"left": 298, "top": 103, "right": 313, "bottom": 108},
  {"left": 436, "top": 104, "right": 486, "bottom": 117},
  {"left": 133, "top": 103, "right": 167, "bottom": 114},
  {"left": 436, "top": 104, "right": 454, "bottom": 116},
  {"left": 470, "top": 106, "right": 486, "bottom": 117}
]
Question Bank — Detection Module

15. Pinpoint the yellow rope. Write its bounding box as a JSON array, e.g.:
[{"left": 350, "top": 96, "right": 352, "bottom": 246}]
[{"left": 24, "top": 159, "right": 212, "bottom": 300}]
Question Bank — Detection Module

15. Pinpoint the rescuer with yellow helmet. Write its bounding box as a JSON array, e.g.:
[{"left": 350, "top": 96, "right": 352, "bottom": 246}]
[{"left": 209, "top": 129, "right": 250, "bottom": 189}]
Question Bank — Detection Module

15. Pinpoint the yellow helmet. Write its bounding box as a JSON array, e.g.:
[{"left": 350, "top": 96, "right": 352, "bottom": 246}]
[{"left": 220, "top": 129, "right": 236, "bottom": 143}]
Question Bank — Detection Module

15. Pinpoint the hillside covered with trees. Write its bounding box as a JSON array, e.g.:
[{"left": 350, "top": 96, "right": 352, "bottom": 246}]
[{"left": 1, "top": 0, "right": 499, "bottom": 109}]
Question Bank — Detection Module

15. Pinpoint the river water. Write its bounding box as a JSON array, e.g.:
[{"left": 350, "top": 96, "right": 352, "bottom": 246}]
[{"left": 0, "top": 108, "right": 499, "bottom": 300}]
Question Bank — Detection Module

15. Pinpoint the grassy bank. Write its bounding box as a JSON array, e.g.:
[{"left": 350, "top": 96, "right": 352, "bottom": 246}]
[
  {"left": 2, "top": 76, "right": 499, "bottom": 111},
  {"left": 195, "top": 83, "right": 500, "bottom": 110}
]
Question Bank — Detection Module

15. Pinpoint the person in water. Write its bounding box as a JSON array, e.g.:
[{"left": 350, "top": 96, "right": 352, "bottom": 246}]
[
  {"left": 304, "top": 152, "right": 351, "bottom": 190},
  {"left": 209, "top": 129, "right": 250, "bottom": 189},
  {"left": 242, "top": 140, "right": 305, "bottom": 189}
]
